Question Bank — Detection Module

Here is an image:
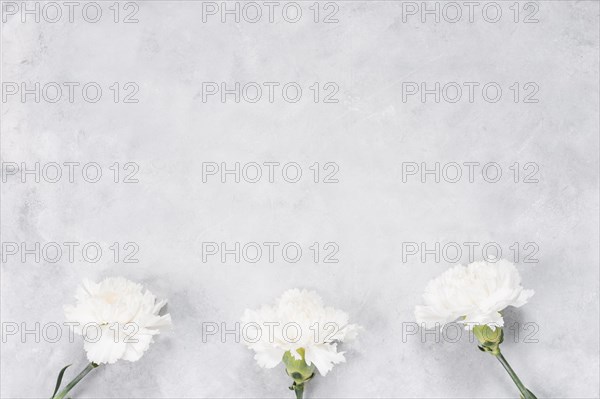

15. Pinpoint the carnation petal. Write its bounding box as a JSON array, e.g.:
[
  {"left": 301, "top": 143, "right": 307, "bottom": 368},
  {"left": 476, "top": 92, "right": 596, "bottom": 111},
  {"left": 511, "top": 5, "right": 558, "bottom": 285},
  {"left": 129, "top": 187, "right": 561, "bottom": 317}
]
[
  {"left": 83, "top": 325, "right": 127, "bottom": 364},
  {"left": 513, "top": 289, "right": 535, "bottom": 308},
  {"left": 254, "top": 345, "right": 285, "bottom": 369},
  {"left": 414, "top": 260, "right": 533, "bottom": 329},
  {"left": 304, "top": 344, "right": 346, "bottom": 376},
  {"left": 240, "top": 289, "right": 359, "bottom": 376},
  {"left": 65, "top": 277, "right": 171, "bottom": 364}
]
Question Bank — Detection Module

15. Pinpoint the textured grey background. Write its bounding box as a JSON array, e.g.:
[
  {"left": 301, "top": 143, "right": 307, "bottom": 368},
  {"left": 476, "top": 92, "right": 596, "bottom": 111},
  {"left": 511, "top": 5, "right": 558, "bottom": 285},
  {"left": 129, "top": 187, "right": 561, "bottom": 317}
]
[{"left": 1, "top": 1, "right": 599, "bottom": 398}]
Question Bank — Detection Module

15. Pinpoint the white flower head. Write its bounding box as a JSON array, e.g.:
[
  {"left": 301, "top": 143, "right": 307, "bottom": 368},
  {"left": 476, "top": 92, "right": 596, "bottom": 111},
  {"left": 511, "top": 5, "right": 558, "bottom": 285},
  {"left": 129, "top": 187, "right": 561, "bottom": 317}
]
[
  {"left": 241, "top": 289, "right": 360, "bottom": 376},
  {"left": 415, "top": 259, "right": 534, "bottom": 330},
  {"left": 64, "top": 277, "right": 172, "bottom": 364}
]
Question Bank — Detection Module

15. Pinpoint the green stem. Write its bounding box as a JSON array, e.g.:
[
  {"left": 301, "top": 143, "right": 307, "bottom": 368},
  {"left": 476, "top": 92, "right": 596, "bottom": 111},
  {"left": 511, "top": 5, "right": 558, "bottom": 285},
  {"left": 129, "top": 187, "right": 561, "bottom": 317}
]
[
  {"left": 52, "top": 363, "right": 98, "bottom": 399},
  {"left": 292, "top": 382, "right": 304, "bottom": 399},
  {"left": 495, "top": 351, "right": 537, "bottom": 399}
]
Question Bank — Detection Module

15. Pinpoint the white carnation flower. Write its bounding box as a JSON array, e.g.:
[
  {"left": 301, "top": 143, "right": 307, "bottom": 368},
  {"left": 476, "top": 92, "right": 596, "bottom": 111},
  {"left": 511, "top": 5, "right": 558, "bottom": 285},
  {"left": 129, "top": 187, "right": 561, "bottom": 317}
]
[
  {"left": 64, "top": 277, "right": 172, "bottom": 364},
  {"left": 241, "top": 289, "right": 360, "bottom": 377},
  {"left": 414, "top": 259, "right": 534, "bottom": 330}
]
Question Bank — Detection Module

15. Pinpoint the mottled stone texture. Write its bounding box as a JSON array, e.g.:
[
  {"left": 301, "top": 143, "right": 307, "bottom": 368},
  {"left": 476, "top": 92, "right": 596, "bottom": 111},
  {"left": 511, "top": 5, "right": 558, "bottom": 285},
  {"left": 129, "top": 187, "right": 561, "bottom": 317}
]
[{"left": 1, "top": 1, "right": 598, "bottom": 398}]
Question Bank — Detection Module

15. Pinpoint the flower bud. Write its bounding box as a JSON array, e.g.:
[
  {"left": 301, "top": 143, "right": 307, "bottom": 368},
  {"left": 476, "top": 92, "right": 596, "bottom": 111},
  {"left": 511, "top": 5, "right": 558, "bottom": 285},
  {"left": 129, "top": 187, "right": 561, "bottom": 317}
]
[
  {"left": 473, "top": 325, "right": 504, "bottom": 355},
  {"left": 283, "top": 348, "right": 315, "bottom": 385}
]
